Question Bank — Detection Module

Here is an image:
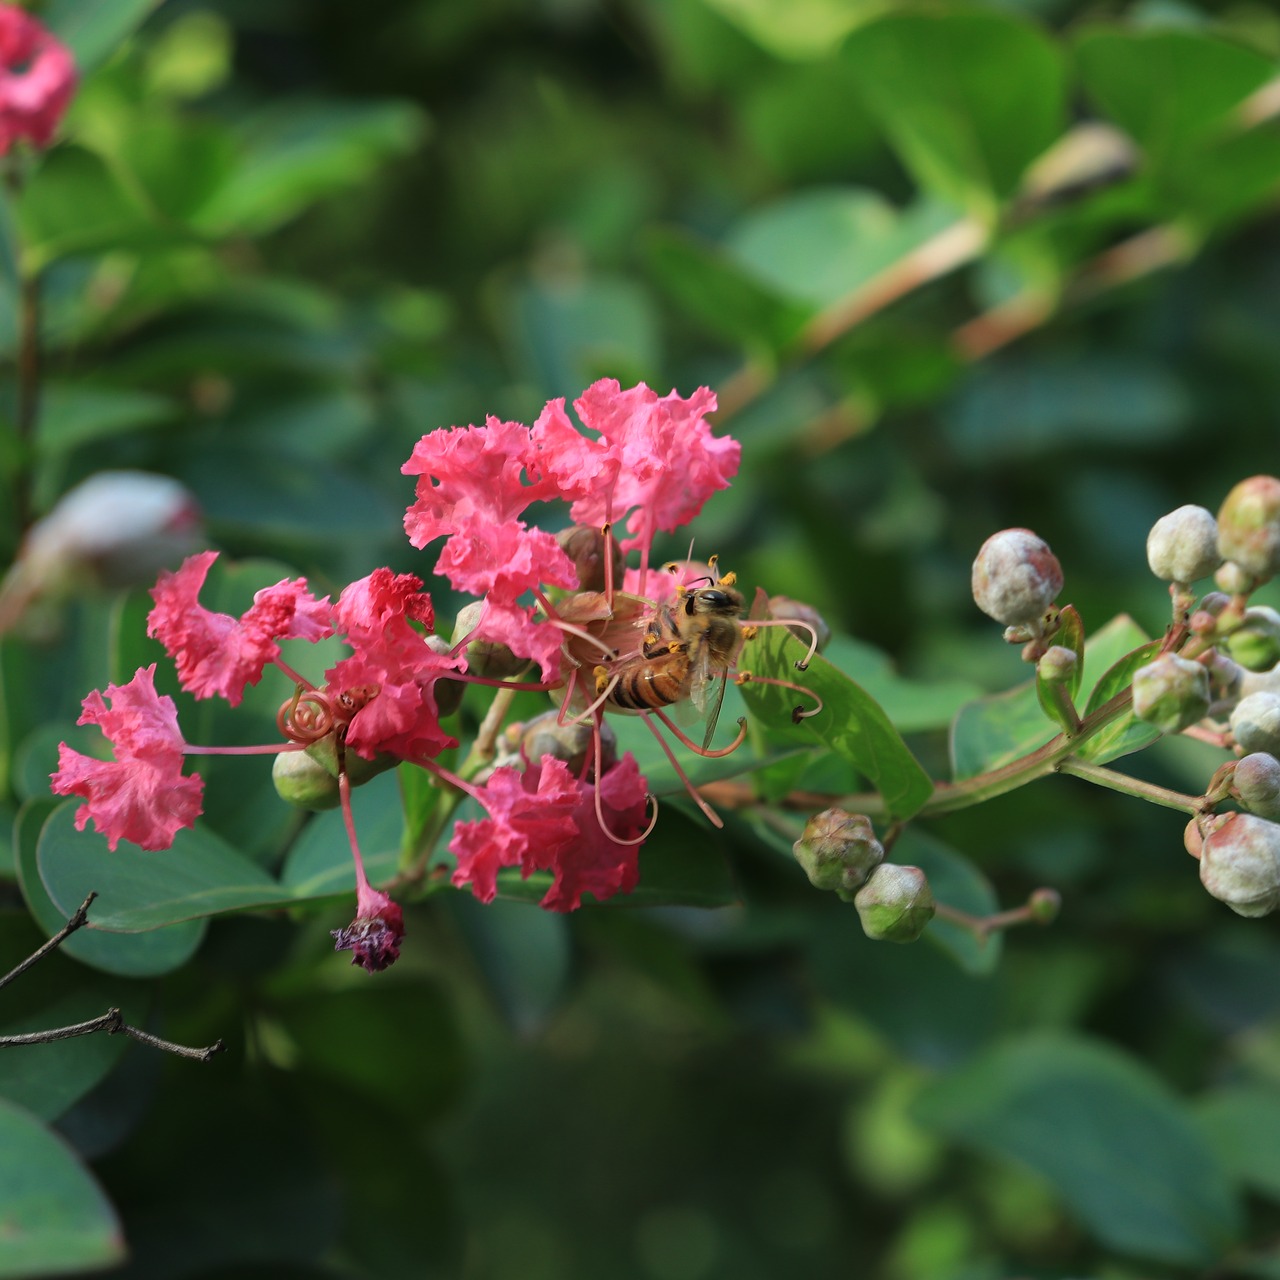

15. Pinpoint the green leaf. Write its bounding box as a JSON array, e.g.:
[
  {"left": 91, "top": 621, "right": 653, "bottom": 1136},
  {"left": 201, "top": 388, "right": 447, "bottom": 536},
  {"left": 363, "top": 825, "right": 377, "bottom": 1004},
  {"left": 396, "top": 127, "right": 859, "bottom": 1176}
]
[
  {"left": 17, "top": 799, "right": 204, "bottom": 977},
  {"left": 701, "top": 0, "right": 887, "bottom": 60},
  {"left": 846, "top": 9, "right": 1066, "bottom": 220},
  {"left": 951, "top": 614, "right": 1154, "bottom": 777},
  {"left": 897, "top": 828, "right": 1002, "bottom": 976},
  {"left": 1076, "top": 635, "right": 1163, "bottom": 765},
  {"left": 16, "top": 147, "right": 164, "bottom": 270},
  {"left": 43, "top": 0, "right": 160, "bottom": 74},
  {"left": 0, "top": 1099, "right": 124, "bottom": 1278},
  {"left": 36, "top": 801, "right": 290, "bottom": 930},
  {"left": 34, "top": 383, "right": 178, "bottom": 456},
  {"left": 725, "top": 189, "right": 958, "bottom": 309},
  {"left": 914, "top": 1032, "right": 1242, "bottom": 1264},
  {"left": 642, "top": 226, "right": 808, "bottom": 352},
  {"left": 1075, "top": 28, "right": 1275, "bottom": 170},
  {"left": 194, "top": 99, "right": 428, "bottom": 236},
  {"left": 738, "top": 617, "right": 932, "bottom": 819},
  {"left": 1197, "top": 1085, "right": 1280, "bottom": 1202}
]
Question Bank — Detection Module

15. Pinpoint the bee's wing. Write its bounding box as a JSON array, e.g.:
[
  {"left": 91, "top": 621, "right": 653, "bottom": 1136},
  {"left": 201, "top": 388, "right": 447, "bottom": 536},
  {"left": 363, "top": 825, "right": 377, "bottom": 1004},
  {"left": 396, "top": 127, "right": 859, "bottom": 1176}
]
[{"left": 690, "top": 646, "right": 728, "bottom": 750}]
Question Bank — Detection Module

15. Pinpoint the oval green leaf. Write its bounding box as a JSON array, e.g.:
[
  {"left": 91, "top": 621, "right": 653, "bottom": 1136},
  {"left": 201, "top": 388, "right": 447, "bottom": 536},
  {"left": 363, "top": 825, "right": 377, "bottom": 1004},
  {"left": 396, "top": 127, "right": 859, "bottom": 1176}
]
[
  {"left": 914, "top": 1032, "right": 1242, "bottom": 1264},
  {"left": 738, "top": 617, "right": 932, "bottom": 819},
  {"left": 0, "top": 1099, "right": 125, "bottom": 1277}
]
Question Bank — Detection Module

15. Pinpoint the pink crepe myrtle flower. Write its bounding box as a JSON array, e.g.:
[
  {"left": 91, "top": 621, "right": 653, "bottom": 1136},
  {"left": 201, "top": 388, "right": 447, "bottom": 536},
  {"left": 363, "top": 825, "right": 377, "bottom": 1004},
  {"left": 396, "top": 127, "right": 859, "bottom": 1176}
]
[
  {"left": 52, "top": 664, "right": 204, "bottom": 851},
  {"left": 449, "top": 753, "right": 648, "bottom": 911},
  {"left": 0, "top": 5, "right": 76, "bottom": 155},
  {"left": 148, "top": 551, "right": 333, "bottom": 706}
]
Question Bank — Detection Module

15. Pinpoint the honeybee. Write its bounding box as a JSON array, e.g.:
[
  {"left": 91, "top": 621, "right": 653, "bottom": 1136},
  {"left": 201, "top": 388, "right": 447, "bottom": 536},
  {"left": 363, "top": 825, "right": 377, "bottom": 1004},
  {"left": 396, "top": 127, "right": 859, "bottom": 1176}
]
[{"left": 596, "top": 576, "right": 746, "bottom": 749}]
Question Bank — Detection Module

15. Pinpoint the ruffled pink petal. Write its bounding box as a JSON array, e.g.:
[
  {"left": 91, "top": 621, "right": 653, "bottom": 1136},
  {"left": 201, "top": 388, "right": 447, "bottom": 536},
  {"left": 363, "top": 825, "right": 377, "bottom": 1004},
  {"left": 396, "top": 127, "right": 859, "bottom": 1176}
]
[
  {"left": 469, "top": 597, "right": 565, "bottom": 684},
  {"left": 433, "top": 518, "right": 575, "bottom": 601},
  {"left": 50, "top": 665, "right": 203, "bottom": 851}
]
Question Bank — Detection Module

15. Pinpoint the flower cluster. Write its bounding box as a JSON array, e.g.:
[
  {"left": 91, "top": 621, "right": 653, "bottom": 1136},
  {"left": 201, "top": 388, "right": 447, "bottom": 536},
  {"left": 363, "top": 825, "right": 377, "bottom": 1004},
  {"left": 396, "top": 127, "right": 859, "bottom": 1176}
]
[
  {"left": 51, "top": 379, "right": 744, "bottom": 969},
  {"left": 0, "top": 4, "right": 75, "bottom": 156}
]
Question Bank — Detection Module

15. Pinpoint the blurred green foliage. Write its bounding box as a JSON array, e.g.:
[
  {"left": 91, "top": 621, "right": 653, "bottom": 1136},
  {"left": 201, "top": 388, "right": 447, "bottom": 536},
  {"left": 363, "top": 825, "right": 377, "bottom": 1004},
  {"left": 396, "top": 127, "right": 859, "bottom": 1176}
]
[{"left": 6, "top": 0, "right": 1280, "bottom": 1277}]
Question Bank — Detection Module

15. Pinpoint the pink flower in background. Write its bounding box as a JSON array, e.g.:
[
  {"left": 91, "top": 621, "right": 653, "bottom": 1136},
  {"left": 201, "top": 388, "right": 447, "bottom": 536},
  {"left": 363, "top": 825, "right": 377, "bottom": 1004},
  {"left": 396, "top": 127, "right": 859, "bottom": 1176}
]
[
  {"left": 0, "top": 5, "right": 76, "bottom": 154},
  {"left": 51, "top": 665, "right": 204, "bottom": 851}
]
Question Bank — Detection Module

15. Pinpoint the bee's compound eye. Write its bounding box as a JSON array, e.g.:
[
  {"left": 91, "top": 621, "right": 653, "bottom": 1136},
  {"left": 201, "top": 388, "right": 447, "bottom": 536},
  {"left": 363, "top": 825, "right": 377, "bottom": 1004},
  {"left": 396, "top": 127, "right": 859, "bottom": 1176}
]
[{"left": 702, "top": 590, "right": 730, "bottom": 608}]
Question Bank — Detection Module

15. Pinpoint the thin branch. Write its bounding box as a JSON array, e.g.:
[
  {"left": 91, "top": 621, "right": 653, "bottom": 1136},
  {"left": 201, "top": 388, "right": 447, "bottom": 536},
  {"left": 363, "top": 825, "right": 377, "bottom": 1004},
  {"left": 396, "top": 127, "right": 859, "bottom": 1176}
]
[
  {"left": 0, "top": 890, "right": 96, "bottom": 992},
  {"left": 1, "top": 891, "right": 225, "bottom": 1062}
]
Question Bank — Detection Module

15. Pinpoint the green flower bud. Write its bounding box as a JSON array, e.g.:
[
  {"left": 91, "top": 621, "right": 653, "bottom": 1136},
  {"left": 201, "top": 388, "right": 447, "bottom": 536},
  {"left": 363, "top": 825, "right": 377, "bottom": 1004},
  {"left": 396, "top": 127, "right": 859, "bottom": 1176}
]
[
  {"left": 1225, "top": 606, "right": 1280, "bottom": 673},
  {"left": 303, "top": 732, "right": 398, "bottom": 786},
  {"left": 426, "top": 633, "right": 466, "bottom": 717},
  {"left": 972, "top": 529, "right": 1064, "bottom": 628},
  {"left": 768, "top": 595, "right": 832, "bottom": 653},
  {"left": 453, "top": 601, "right": 531, "bottom": 680},
  {"left": 1146, "top": 505, "right": 1221, "bottom": 583},
  {"left": 1217, "top": 475, "right": 1280, "bottom": 582},
  {"left": 515, "top": 709, "right": 617, "bottom": 779},
  {"left": 1232, "top": 753, "right": 1280, "bottom": 820},
  {"left": 1215, "top": 560, "right": 1256, "bottom": 595},
  {"left": 1131, "top": 653, "right": 1211, "bottom": 734},
  {"left": 1027, "top": 887, "right": 1061, "bottom": 924},
  {"left": 793, "top": 809, "right": 883, "bottom": 896},
  {"left": 1200, "top": 811, "right": 1280, "bottom": 917},
  {"left": 1037, "top": 645, "right": 1077, "bottom": 684},
  {"left": 558, "top": 524, "right": 623, "bottom": 593},
  {"left": 854, "top": 863, "right": 935, "bottom": 943},
  {"left": 273, "top": 749, "right": 341, "bottom": 811},
  {"left": 1230, "top": 691, "right": 1280, "bottom": 756},
  {"left": 1205, "top": 651, "right": 1244, "bottom": 707}
]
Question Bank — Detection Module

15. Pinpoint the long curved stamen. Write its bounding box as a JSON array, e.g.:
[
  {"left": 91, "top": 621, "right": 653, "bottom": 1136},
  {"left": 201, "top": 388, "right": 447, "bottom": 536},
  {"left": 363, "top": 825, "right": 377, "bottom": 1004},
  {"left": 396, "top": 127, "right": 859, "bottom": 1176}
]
[
  {"left": 278, "top": 688, "right": 336, "bottom": 743},
  {"left": 734, "top": 671, "right": 824, "bottom": 722},
  {"left": 745, "top": 617, "right": 820, "bottom": 670},
  {"left": 651, "top": 707, "right": 748, "bottom": 758},
  {"left": 591, "top": 716, "right": 658, "bottom": 846},
  {"left": 414, "top": 755, "right": 490, "bottom": 807},
  {"left": 560, "top": 669, "right": 618, "bottom": 728},
  {"left": 183, "top": 743, "right": 304, "bottom": 756},
  {"left": 453, "top": 673, "right": 560, "bottom": 692},
  {"left": 602, "top": 521, "right": 615, "bottom": 611},
  {"left": 546, "top": 615, "right": 618, "bottom": 662},
  {"left": 638, "top": 710, "right": 724, "bottom": 828}
]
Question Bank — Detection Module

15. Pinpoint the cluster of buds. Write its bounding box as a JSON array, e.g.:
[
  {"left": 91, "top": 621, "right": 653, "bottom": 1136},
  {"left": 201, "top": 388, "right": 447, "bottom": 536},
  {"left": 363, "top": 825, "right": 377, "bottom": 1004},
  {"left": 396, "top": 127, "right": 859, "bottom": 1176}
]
[
  {"left": 973, "top": 476, "right": 1280, "bottom": 921},
  {"left": 792, "top": 809, "right": 935, "bottom": 943},
  {"left": 49, "top": 380, "right": 821, "bottom": 970}
]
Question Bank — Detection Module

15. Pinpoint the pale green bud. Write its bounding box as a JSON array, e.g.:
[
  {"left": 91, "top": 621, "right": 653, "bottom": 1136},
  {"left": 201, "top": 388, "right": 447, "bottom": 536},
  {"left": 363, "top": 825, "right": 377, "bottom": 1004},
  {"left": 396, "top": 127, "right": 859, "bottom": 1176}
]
[
  {"left": 972, "top": 529, "right": 1063, "bottom": 628},
  {"left": 1200, "top": 811, "right": 1280, "bottom": 917},
  {"left": 1230, "top": 692, "right": 1280, "bottom": 756},
  {"left": 303, "top": 732, "right": 398, "bottom": 786},
  {"left": 854, "top": 863, "right": 935, "bottom": 942},
  {"left": 793, "top": 809, "right": 883, "bottom": 897},
  {"left": 1232, "top": 753, "right": 1280, "bottom": 820},
  {"left": 515, "top": 710, "right": 617, "bottom": 779},
  {"left": 1225, "top": 607, "right": 1280, "bottom": 673},
  {"left": 1037, "top": 645, "right": 1077, "bottom": 684},
  {"left": 1132, "top": 653, "right": 1211, "bottom": 734},
  {"left": 426, "top": 634, "right": 466, "bottom": 717},
  {"left": 1217, "top": 476, "right": 1280, "bottom": 582},
  {"left": 1146, "top": 505, "right": 1221, "bottom": 583},
  {"left": 273, "top": 749, "right": 340, "bottom": 811}
]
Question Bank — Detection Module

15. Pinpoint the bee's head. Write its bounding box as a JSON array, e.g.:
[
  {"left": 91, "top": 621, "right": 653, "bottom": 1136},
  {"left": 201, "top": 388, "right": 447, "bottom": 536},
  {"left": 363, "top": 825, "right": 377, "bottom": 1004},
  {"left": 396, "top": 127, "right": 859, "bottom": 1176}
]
[{"left": 687, "top": 586, "right": 743, "bottom": 619}]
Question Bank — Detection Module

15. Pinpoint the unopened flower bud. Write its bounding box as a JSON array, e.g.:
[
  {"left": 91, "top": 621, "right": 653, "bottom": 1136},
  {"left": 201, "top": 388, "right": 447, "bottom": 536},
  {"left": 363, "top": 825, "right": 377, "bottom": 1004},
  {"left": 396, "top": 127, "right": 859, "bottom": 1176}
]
[
  {"left": 558, "top": 525, "right": 623, "bottom": 593},
  {"left": 1037, "top": 645, "right": 1077, "bottom": 684},
  {"left": 1146, "top": 505, "right": 1221, "bottom": 583},
  {"left": 971, "top": 529, "right": 1063, "bottom": 628},
  {"left": 453, "top": 601, "right": 530, "bottom": 680},
  {"left": 1232, "top": 753, "right": 1280, "bottom": 820},
  {"left": 1205, "top": 650, "right": 1244, "bottom": 707},
  {"left": 426, "top": 634, "right": 465, "bottom": 716},
  {"left": 768, "top": 596, "right": 831, "bottom": 653},
  {"left": 332, "top": 889, "right": 405, "bottom": 972},
  {"left": 1132, "top": 653, "right": 1211, "bottom": 734},
  {"left": 0, "top": 471, "right": 203, "bottom": 633},
  {"left": 854, "top": 863, "right": 935, "bottom": 942},
  {"left": 516, "top": 710, "right": 616, "bottom": 779},
  {"left": 1225, "top": 606, "right": 1280, "bottom": 673},
  {"left": 792, "top": 809, "right": 883, "bottom": 896},
  {"left": 272, "top": 748, "right": 341, "bottom": 810},
  {"left": 1199, "top": 811, "right": 1280, "bottom": 917},
  {"left": 1230, "top": 691, "right": 1280, "bottom": 756},
  {"left": 1027, "top": 887, "right": 1061, "bottom": 924},
  {"left": 302, "top": 732, "right": 398, "bottom": 787},
  {"left": 1215, "top": 561, "right": 1255, "bottom": 595},
  {"left": 1217, "top": 476, "right": 1280, "bottom": 582}
]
